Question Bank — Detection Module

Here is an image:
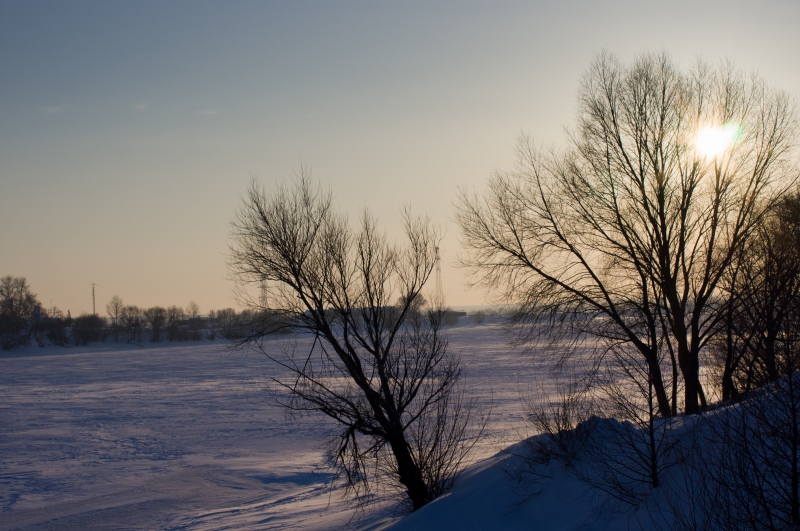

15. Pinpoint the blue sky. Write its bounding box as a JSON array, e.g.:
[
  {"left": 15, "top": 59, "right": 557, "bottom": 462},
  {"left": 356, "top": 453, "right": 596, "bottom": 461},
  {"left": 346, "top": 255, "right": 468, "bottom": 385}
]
[{"left": 2, "top": 1, "right": 798, "bottom": 314}]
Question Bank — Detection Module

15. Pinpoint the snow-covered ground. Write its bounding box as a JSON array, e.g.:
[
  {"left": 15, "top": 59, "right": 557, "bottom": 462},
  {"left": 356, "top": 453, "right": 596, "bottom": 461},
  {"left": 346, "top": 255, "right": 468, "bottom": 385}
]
[
  {"left": 8, "top": 319, "right": 749, "bottom": 531},
  {"left": 382, "top": 421, "right": 683, "bottom": 531},
  {"left": 2, "top": 320, "right": 544, "bottom": 530}
]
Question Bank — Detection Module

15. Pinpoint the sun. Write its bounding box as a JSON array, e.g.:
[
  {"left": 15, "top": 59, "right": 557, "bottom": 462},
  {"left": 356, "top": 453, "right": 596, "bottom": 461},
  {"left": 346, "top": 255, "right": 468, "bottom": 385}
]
[{"left": 696, "top": 124, "right": 740, "bottom": 159}]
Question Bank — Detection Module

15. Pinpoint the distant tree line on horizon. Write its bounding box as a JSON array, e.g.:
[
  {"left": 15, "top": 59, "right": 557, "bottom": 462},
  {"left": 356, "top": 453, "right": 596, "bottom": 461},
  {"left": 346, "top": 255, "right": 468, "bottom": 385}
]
[
  {"left": 0, "top": 279, "right": 474, "bottom": 351},
  {"left": 0, "top": 280, "right": 272, "bottom": 350}
]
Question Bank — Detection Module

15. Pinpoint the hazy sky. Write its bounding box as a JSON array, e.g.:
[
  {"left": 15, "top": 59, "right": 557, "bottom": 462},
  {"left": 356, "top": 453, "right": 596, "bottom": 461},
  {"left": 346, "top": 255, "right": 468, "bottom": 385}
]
[{"left": 1, "top": 1, "right": 798, "bottom": 315}]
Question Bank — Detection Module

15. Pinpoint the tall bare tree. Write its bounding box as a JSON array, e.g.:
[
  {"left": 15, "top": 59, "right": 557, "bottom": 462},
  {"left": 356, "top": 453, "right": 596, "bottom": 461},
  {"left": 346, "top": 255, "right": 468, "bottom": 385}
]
[
  {"left": 186, "top": 301, "right": 203, "bottom": 340},
  {"left": 0, "top": 276, "right": 41, "bottom": 348},
  {"left": 228, "top": 173, "right": 478, "bottom": 511},
  {"left": 143, "top": 306, "right": 167, "bottom": 342},
  {"left": 0, "top": 276, "right": 40, "bottom": 333},
  {"left": 106, "top": 295, "right": 124, "bottom": 343},
  {"left": 457, "top": 52, "right": 798, "bottom": 414},
  {"left": 714, "top": 192, "right": 800, "bottom": 400},
  {"left": 166, "top": 305, "right": 185, "bottom": 341},
  {"left": 121, "top": 305, "right": 142, "bottom": 343}
]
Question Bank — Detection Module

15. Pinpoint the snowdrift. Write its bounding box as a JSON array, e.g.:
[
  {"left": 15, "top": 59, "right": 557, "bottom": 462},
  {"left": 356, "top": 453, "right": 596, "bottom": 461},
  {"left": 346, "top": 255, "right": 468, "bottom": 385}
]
[{"left": 384, "top": 380, "right": 800, "bottom": 531}]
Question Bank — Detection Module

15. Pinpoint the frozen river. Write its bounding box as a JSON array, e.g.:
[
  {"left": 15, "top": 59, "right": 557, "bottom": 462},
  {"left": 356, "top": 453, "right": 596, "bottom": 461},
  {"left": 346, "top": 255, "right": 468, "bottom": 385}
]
[{"left": 1, "top": 321, "right": 538, "bottom": 530}]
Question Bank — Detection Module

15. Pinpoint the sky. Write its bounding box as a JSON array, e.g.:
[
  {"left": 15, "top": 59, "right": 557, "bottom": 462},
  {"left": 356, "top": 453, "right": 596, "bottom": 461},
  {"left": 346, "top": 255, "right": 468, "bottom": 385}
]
[{"left": 1, "top": 0, "right": 799, "bottom": 316}]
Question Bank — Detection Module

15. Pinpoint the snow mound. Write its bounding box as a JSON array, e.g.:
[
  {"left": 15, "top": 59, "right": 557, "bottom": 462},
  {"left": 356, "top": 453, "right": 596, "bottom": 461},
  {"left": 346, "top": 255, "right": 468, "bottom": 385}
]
[{"left": 382, "top": 422, "right": 650, "bottom": 531}]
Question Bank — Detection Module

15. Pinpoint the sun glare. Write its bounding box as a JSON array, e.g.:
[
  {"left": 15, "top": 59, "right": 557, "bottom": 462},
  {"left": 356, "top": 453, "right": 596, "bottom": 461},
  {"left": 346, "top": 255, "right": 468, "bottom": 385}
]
[{"left": 696, "top": 124, "right": 740, "bottom": 159}]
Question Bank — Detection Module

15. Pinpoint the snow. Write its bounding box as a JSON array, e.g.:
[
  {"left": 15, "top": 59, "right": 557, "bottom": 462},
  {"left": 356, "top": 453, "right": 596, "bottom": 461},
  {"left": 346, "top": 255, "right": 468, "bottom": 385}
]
[
  {"left": 1, "top": 340, "right": 351, "bottom": 530},
  {"left": 1, "top": 321, "right": 541, "bottom": 530},
  {"left": 381, "top": 425, "right": 664, "bottom": 531},
  {"left": 380, "top": 452, "right": 595, "bottom": 531},
  {"left": 1, "top": 320, "right": 739, "bottom": 530}
]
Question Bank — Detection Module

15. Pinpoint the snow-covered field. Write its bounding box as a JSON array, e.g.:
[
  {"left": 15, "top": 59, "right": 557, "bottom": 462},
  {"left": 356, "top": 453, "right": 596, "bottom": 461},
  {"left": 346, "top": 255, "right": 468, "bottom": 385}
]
[{"left": 2, "top": 321, "right": 542, "bottom": 530}]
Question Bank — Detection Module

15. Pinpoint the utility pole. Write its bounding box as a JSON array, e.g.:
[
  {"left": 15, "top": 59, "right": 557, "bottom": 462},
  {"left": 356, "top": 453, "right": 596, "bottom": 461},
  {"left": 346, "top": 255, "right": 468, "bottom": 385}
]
[
  {"left": 260, "top": 280, "right": 268, "bottom": 310},
  {"left": 91, "top": 283, "right": 97, "bottom": 315},
  {"left": 434, "top": 246, "right": 444, "bottom": 305}
]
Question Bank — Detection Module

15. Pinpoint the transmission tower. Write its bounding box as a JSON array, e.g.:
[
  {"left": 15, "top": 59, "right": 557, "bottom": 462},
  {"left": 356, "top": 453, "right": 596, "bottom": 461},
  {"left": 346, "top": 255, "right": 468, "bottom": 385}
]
[
  {"left": 434, "top": 246, "right": 444, "bottom": 305},
  {"left": 259, "top": 280, "right": 268, "bottom": 310},
  {"left": 90, "top": 283, "right": 97, "bottom": 315}
]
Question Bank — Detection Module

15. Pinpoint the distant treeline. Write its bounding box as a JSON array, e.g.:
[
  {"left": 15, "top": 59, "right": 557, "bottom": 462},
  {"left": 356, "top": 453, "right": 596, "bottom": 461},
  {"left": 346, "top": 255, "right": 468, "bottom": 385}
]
[
  {"left": 1, "top": 279, "right": 478, "bottom": 351},
  {"left": 70, "top": 300, "right": 269, "bottom": 346},
  {"left": 0, "top": 279, "right": 267, "bottom": 350}
]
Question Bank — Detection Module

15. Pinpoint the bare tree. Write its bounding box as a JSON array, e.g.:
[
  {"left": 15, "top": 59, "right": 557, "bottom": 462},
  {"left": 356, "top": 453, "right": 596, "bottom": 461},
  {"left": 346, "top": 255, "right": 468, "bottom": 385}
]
[
  {"left": 166, "top": 305, "right": 185, "bottom": 341},
  {"left": 521, "top": 372, "right": 596, "bottom": 469},
  {"left": 0, "top": 276, "right": 41, "bottom": 338},
  {"left": 106, "top": 295, "right": 124, "bottom": 343},
  {"left": 121, "top": 305, "right": 143, "bottom": 343},
  {"left": 186, "top": 301, "right": 203, "bottom": 340},
  {"left": 228, "top": 173, "right": 480, "bottom": 511},
  {"left": 575, "top": 350, "right": 680, "bottom": 507},
  {"left": 521, "top": 352, "right": 680, "bottom": 510},
  {"left": 206, "top": 309, "right": 219, "bottom": 339},
  {"left": 457, "top": 52, "right": 798, "bottom": 415},
  {"left": 714, "top": 192, "right": 800, "bottom": 400},
  {"left": 213, "top": 308, "right": 245, "bottom": 339},
  {"left": 143, "top": 306, "right": 167, "bottom": 342}
]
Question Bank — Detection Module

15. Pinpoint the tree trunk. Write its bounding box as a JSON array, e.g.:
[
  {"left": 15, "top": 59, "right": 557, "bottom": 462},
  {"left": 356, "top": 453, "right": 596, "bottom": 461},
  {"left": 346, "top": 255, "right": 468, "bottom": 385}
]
[
  {"left": 677, "top": 341, "right": 701, "bottom": 414},
  {"left": 665, "top": 295, "right": 703, "bottom": 414},
  {"left": 670, "top": 318, "right": 701, "bottom": 413},
  {"left": 388, "top": 432, "right": 430, "bottom": 510},
  {"left": 764, "top": 332, "right": 778, "bottom": 383},
  {"left": 648, "top": 378, "right": 660, "bottom": 488},
  {"left": 646, "top": 348, "right": 672, "bottom": 418}
]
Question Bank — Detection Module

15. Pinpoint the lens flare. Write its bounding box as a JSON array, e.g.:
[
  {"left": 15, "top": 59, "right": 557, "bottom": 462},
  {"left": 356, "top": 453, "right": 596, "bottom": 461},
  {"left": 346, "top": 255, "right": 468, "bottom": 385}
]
[{"left": 696, "top": 124, "right": 740, "bottom": 158}]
